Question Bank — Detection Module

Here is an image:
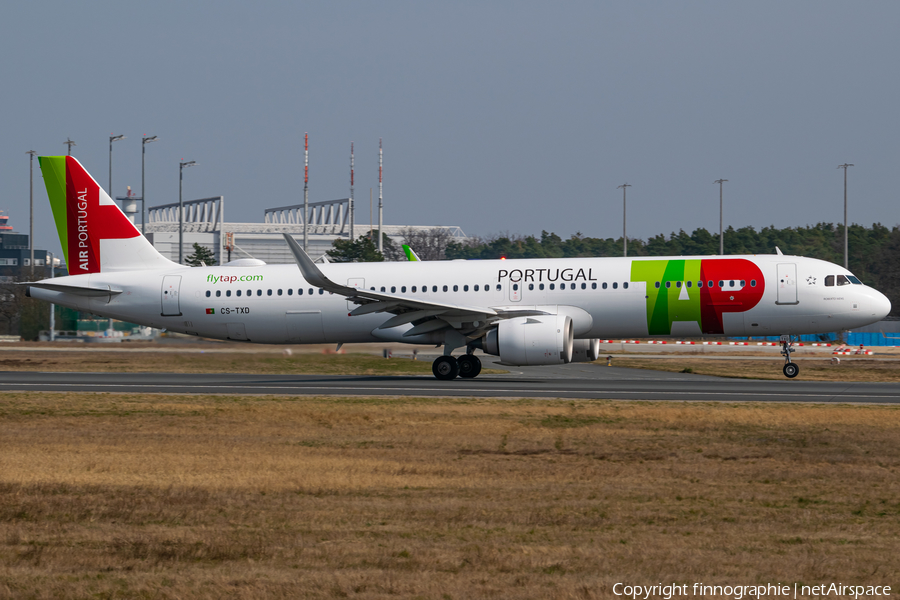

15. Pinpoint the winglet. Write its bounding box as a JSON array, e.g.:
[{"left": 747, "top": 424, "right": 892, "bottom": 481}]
[
  {"left": 282, "top": 234, "right": 347, "bottom": 293},
  {"left": 402, "top": 244, "right": 421, "bottom": 261},
  {"left": 775, "top": 246, "right": 784, "bottom": 256}
]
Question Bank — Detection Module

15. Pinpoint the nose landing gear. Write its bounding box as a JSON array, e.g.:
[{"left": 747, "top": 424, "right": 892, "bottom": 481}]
[{"left": 780, "top": 335, "right": 800, "bottom": 378}]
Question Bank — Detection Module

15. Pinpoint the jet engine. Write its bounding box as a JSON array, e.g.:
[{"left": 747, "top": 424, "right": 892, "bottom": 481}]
[
  {"left": 570, "top": 338, "right": 601, "bottom": 363},
  {"left": 483, "top": 315, "right": 574, "bottom": 366}
]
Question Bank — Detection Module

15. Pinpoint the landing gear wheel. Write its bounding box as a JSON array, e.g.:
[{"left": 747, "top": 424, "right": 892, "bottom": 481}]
[
  {"left": 783, "top": 363, "right": 799, "bottom": 378},
  {"left": 432, "top": 355, "right": 459, "bottom": 380},
  {"left": 457, "top": 354, "right": 482, "bottom": 378}
]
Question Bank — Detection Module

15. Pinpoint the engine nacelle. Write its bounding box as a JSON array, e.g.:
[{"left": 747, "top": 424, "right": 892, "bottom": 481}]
[
  {"left": 570, "top": 338, "right": 601, "bottom": 363},
  {"left": 483, "top": 315, "right": 574, "bottom": 366}
]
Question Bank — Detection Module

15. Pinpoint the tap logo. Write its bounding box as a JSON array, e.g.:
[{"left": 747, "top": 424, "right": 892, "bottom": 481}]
[{"left": 631, "top": 258, "right": 765, "bottom": 335}]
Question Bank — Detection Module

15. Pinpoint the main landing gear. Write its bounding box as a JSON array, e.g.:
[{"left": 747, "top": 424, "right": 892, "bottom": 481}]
[
  {"left": 780, "top": 335, "right": 800, "bottom": 378},
  {"left": 432, "top": 353, "right": 482, "bottom": 381}
]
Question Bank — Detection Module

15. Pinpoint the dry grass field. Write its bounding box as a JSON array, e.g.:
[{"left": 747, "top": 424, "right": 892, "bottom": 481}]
[
  {"left": 1, "top": 393, "right": 899, "bottom": 598},
  {"left": 612, "top": 357, "right": 900, "bottom": 382}
]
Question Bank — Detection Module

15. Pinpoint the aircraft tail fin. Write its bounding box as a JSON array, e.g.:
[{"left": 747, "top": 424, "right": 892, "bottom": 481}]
[
  {"left": 402, "top": 244, "right": 421, "bottom": 261},
  {"left": 38, "top": 156, "right": 177, "bottom": 274}
]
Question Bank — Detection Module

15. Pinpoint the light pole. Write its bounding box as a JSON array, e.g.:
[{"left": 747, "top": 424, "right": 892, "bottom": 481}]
[
  {"left": 837, "top": 164, "right": 853, "bottom": 269},
  {"left": 64, "top": 138, "right": 76, "bottom": 156},
  {"left": 179, "top": 160, "right": 197, "bottom": 264},
  {"left": 142, "top": 136, "right": 158, "bottom": 235},
  {"left": 618, "top": 183, "right": 631, "bottom": 257},
  {"left": 303, "top": 132, "right": 309, "bottom": 252},
  {"left": 714, "top": 179, "right": 728, "bottom": 255},
  {"left": 109, "top": 134, "right": 125, "bottom": 199},
  {"left": 26, "top": 151, "right": 36, "bottom": 277}
]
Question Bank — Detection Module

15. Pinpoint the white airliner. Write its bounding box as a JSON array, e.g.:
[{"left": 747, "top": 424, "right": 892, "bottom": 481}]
[{"left": 27, "top": 157, "right": 891, "bottom": 379}]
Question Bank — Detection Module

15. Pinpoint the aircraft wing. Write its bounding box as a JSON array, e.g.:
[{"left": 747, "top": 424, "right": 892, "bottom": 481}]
[{"left": 283, "top": 234, "right": 546, "bottom": 336}]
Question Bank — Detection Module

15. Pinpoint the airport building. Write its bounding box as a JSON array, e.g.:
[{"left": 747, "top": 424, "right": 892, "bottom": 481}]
[{"left": 137, "top": 196, "right": 467, "bottom": 265}]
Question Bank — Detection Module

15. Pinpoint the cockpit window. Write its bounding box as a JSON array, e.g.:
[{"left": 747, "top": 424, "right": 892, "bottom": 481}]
[
  {"left": 847, "top": 275, "right": 862, "bottom": 284},
  {"left": 837, "top": 275, "right": 851, "bottom": 286},
  {"left": 825, "top": 275, "right": 834, "bottom": 287}
]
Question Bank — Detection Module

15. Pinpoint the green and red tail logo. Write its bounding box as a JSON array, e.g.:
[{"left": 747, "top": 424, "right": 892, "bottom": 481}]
[{"left": 39, "top": 156, "right": 142, "bottom": 274}]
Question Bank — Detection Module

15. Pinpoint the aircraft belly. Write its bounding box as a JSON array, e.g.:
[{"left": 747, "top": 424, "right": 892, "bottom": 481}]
[{"left": 589, "top": 293, "right": 648, "bottom": 338}]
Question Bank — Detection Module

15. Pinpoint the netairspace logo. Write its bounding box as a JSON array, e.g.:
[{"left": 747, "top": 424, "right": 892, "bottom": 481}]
[
  {"left": 206, "top": 274, "right": 264, "bottom": 284},
  {"left": 612, "top": 582, "right": 891, "bottom": 600}
]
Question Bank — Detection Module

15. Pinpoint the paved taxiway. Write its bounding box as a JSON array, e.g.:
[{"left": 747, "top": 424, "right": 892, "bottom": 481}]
[{"left": 2, "top": 362, "right": 898, "bottom": 403}]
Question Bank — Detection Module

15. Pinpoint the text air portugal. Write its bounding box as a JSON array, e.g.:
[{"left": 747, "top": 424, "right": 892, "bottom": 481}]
[{"left": 65, "top": 156, "right": 139, "bottom": 274}]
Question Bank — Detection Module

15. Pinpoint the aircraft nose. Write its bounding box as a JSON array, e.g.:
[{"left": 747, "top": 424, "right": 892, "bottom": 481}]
[{"left": 873, "top": 290, "right": 892, "bottom": 320}]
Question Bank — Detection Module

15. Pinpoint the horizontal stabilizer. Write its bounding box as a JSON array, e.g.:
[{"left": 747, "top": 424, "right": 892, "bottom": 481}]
[{"left": 25, "top": 282, "right": 123, "bottom": 297}]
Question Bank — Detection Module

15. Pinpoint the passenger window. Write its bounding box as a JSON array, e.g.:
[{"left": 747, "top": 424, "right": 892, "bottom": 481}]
[
  {"left": 411, "top": 286, "right": 417, "bottom": 292},
  {"left": 318, "top": 289, "right": 324, "bottom": 295},
  {"left": 247, "top": 289, "right": 252, "bottom": 296},
  {"left": 613, "top": 282, "right": 618, "bottom": 289},
  {"left": 592, "top": 282, "right": 597, "bottom": 289},
  {"left": 205, "top": 290, "right": 211, "bottom": 297},
  {"left": 267, "top": 289, "right": 273, "bottom": 296},
  {"left": 380, "top": 287, "right": 386, "bottom": 292},
  {"left": 729, "top": 281, "right": 735, "bottom": 288},
  {"left": 474, "top": 285, "right": 479, "bottom": 291},
  {"left": 298, "top": 289, "right": 303, "bottom": 295},
  {"left": 549, "top": 283, "right": 555, "bottom": 290},
  {"left": 718, "top": 281, "right": 724, "bottom": 288},
  {"left": 216, "top": 290, "right": 221, "bottom": 297},
  {"left": 837, "top": 275, "right": 851, "bottom": 286},
  {"left": 226, "top": 290, "right": 231, "bottom": 297},
  {"left": 496, "top": 284, "right": 501, "bottom": 291},
  {"left": 238, "top": 290, "right": 243, "bottom": 297},
  {"left": 686, "top": 281, "right": 692, "bottom": 288},
  {"left": 453, "top": 285, "right": 458, "bottom": 292},
  {"left": 602, "top": 282, "right": 608, "bottom": 289},
  {"left": 513, "top": 283, "right": 519, "bottom": 291},
  {"left": 529, "top": 283, "right": 534, "bottom": 290},
  {"left": 287, "top": 289, "right": 292, "bottom": 296},
  {"left": 623, "top": 282, "right": 629, "bottom": 289},
  {"left": 464, "top": 285, "right": 469, "bottom": 291},
  {"left": 485, "top": 285, "right": 490, "bottom": 292},
  {"left": 278, "top": 289, "right": 283, "bottom": 296},
  {"left": 676, "top": 281, "right": 682, "bottom": 288},
  {"left": 750, "top": 280, "right": 756, "bottom": 287},
  {"left": 391, "top": 286, "right": 396, "bottom": 293},
  {"left": 698, "top": 281, "right": 703, "bottom": 288},
  {"left": 739, "top": 280, "right": 745, "bottom": 287},
  {"left": 655, "top": 282, "right": 660, "bottom": 289},
  {"left": 308, "top": 289, "right": 313, "bottom": 295},
  {"left": 433, "top": 286, "right": 438, "bottom": 292},
  {"left": 581, "top": 283, "right": 586, "bottom": 290},
  {"left": 443, "top": 285, "right": 448, "bottom": 292},
  {"left": 665, "top": 281, "right": 671, "bottom": 288},
  {"left": 708, "top": 280, "right": 713, "bottom": 288}
]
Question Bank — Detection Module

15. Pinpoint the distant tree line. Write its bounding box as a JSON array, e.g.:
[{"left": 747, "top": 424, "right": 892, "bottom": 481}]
[{"left": 443, "top": 223, "right": 900, "bottom": 317}]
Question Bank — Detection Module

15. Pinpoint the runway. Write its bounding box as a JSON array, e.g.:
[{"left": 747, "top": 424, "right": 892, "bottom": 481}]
[{"left": 2, "top": 362, "right": 898, "bottom": 403}]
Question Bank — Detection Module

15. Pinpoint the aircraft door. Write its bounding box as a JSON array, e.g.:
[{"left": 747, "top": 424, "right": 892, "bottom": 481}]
[
  {"left": 508, "top": 271, "right": 522, "bottom": 302},
  {"left": 347, "top": 278, "right": 365, "bottom": 310},
  {"left": 776, "top": 263, "right": 799, "bottom": 305},
  {"left": 161, "top": 275, "right": 182, "bottom": 316}
]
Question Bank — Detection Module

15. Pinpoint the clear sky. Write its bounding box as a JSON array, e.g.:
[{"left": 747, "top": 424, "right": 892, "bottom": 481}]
[{"left": 2, "top": 1, "right": 898, "bottom": 256}]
